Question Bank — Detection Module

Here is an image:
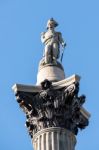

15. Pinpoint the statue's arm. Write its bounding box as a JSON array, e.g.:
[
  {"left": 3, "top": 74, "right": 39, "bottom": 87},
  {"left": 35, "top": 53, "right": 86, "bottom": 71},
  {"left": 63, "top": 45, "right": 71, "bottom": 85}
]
[
  {"left": 41, "top": 32, "right": 53, "bottom": 44},
  {"left": 41, "top": 32, "right": 46, "bottom": 43}
]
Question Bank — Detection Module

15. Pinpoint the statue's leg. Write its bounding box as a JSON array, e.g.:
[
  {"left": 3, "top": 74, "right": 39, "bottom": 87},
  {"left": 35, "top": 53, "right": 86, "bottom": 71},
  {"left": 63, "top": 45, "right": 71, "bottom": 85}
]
[
  {"left": 45, "top": 44, "right": 51, "bottom": 63},
  {"left": 52, "top": 43, "right": 59, "bottom": 62}
]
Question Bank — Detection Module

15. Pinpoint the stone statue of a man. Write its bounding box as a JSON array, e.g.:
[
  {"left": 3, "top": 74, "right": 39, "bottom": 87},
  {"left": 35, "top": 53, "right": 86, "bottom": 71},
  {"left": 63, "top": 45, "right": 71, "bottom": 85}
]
[{"left": 41, "top": 18, "right": 66, "bottom": 64}]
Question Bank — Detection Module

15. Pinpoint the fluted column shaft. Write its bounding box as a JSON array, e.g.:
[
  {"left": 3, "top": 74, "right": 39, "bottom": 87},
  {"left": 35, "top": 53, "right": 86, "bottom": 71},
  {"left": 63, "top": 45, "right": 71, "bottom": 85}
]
[{"left": 32, "top": 127, "right": 76, "bottom": 150}]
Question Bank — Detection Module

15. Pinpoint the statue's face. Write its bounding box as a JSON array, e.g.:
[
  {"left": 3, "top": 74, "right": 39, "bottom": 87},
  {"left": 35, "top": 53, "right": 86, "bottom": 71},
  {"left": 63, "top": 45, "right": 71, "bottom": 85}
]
[{"left": 48, "top": 22, "right": 55, "bottom": 29}]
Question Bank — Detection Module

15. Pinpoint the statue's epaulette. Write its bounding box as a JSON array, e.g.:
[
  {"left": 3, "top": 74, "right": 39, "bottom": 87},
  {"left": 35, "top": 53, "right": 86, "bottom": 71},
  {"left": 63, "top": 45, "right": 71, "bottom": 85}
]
[
  {"left": 41, "top": 32, "right": 45, "bottom": 35},
  {"left": 56, "top": 32, "right": 62, "bottom": 35}
]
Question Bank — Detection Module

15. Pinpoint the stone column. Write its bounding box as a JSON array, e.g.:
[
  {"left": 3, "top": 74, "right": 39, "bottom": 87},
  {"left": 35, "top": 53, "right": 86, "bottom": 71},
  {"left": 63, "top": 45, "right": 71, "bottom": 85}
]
[
  {"left": 32, "top": 127, "right": 76, "bottom": 150},
  {"left": 12, "top": 74, "right": 90, "bottom": 150},
  {"left": 12, "top": 19, "right": 90, "bottom": 150}
]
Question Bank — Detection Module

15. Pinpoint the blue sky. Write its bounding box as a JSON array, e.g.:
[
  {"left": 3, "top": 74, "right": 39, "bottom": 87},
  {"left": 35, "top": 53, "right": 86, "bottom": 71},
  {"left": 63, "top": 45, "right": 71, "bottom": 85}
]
[{"left": 0, "top": 0, "right": 99, "bottom": 149}]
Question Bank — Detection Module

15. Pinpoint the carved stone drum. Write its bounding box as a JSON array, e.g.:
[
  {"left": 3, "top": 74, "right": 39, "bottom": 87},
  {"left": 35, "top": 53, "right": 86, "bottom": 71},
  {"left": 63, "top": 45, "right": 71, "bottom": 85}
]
[{"left": 37, "top": 62, "right": 65, "bottom": 85}]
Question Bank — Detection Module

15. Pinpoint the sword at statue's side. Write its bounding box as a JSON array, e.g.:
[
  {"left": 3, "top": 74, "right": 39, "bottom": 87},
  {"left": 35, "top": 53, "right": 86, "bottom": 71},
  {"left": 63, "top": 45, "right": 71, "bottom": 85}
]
[{"left": 61, "top": 43, "right": 66, "bottom": 63}]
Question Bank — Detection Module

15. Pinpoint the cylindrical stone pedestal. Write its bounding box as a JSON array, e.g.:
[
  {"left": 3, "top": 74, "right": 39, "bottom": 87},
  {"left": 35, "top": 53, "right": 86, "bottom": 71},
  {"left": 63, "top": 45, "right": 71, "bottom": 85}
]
[
  {"left": 37, "top": 64, "right": 65, "bottom": 85},
  {"left": 32, "top": 127, "right": 76, "bottom": 150}
]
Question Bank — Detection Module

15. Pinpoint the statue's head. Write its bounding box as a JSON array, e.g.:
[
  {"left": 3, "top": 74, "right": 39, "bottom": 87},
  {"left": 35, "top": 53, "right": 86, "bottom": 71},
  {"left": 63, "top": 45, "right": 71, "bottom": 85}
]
[{"left": 46, "top": 18, "right": 58, "bottom": 29}]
